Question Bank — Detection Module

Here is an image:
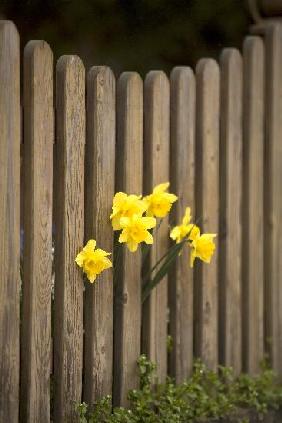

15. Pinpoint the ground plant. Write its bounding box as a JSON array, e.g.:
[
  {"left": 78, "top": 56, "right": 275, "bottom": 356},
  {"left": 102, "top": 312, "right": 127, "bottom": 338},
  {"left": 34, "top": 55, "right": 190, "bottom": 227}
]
[{"left": 76, "top": 355, "right": 282, "bottom": 423}]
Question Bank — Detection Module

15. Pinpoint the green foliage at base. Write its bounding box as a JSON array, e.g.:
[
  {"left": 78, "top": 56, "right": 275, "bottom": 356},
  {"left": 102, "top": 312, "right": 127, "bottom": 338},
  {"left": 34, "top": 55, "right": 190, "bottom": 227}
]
[{"left": 76, "top": 355, "right": 282, "bottom": 423}]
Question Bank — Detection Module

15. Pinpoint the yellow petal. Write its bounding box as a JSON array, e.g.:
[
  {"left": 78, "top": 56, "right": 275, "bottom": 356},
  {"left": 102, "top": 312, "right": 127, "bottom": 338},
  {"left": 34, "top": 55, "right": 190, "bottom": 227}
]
[
  {"left": 190, "top": 248, "right": 196, "bottom": 268},
  {"left": 144, "top": 232, "right": 154, "bottom": 245},
  {"left": 75, "top": 251, "right": 85, "bottom": 267},
  {"left": 111, "top": 216, "right": 122, "bottom": 231},
  {"left": 142, "top": 216, "right": 157, "bottom": 229},
  {"left": 166, "top": 193, "right": 178, "bottom": 203},
  {"left": 119, "top": 231, "right": 128, "bottom": 243},
  {"left": 87, "top": 272, "right": 97, "bottom": 283},
  {"left": 127, "top": 240, "right": 138, "bottom": 252},
  {"left": 187, "top": 224, "right": 200, "bottom": 241},
  {"left": 95, "top": 248, "right": 111, "bottom": 257},
  {"left": 103, "top": 257, "right": 113, "bottom": 268},
  {"left": 182, "top": 207, "right": 191, "bottom": 226},
  {"left": 203, "top": 233, "right": 217, "bottom": 239},
  {"left": 170, "top": 226, "right": 181, "bottom": 242},
  {"left": 153, "top": 182, "right": 170, "bottom": 193},
  {"left": 112, "top": 192, "right": 127, "bottom": 204},
  {"left": 83, "top": 239, "right": 96, "bottom": 252}
]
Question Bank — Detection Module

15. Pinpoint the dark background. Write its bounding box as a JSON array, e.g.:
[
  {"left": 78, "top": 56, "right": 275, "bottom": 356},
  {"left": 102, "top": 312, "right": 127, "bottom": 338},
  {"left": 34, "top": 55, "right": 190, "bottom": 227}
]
[{"left": 0, "top": 0, "right": 251, "bottom": 75}]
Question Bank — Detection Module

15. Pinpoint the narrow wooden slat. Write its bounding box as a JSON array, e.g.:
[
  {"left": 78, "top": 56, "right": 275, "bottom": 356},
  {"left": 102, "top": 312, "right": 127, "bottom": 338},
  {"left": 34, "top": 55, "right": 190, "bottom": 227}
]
[
  {"left": 113, "top": 72, "right": 143, "bottom": 406},
  {"left": 219, "top": 49, "right": 243, "bottom": 374},
  {"left": 0, "top": 20, "right": 20, "bottom": 423},
  {"left": 242, "top": 36, "right": 264, "bottom": 374},
  {"left": 84, "top": 66, "right": 115, "bottom": 403},
  {"left": 195, "top": 59, "right": 220, "bottom": 370},
  {"left": 21, "top": 40, "right": 53, "bottom": 423},
  {"left": 54, "top": 55, "right": 85, "bottom": 422},
  {"left": 142, "top": 71, "right": 170, "bottom": 382},
  {"left": 169, "top": 67, "right": 195, "bottom": 381},
  {"left": 264, "top": 24, "right": 282, "bottom": 376}
]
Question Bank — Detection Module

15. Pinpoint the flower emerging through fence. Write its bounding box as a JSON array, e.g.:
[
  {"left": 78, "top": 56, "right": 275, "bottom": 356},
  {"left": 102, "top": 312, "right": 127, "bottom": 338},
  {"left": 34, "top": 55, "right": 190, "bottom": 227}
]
[
  {"left": 75, "top": 239, "right": 112, "bottom": 283},
  {"left": 75, "top": 182, "right": 216, "bottom": 298}
]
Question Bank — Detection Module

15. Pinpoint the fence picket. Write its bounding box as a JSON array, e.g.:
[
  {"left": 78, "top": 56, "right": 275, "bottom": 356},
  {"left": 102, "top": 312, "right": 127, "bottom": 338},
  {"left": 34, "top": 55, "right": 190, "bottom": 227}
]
[
  {"left": 21, "top": 40, "right": 53, "bottom": 423},
  {"left": 142, "top": 71, "right": 170, "bottom": 382},
  {"left": 84, "top": 66, "right": 115, "bottom": 404},
  {"left": 264, "top": 24, "right": 282, "bottom": 376},
  {"left": 242, "top": 36, "right": 264, "bottom": 374},
  {"left": 0, "top": 20, "right": 20, "bottom": 423},
  {"left": 114, "top": 72, "right": 143, "bottom": 406},
  {"left": 219, "top": 48, "right": 243, "bottom": 374},
  {"left": 169, "top": 67, "right": 196, "bottom": 381},
  {"left": 53, "top": 56, "right": 85, "bottom": 422},
  {"left": 195, "top": 59, "right": 220, "bottom": 370}
]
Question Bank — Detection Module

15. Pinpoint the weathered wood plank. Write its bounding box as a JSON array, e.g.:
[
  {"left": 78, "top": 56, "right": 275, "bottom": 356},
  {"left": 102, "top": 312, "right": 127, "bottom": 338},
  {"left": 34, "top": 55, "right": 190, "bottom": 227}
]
[
  {"left": 169, "top": 67, "right": 195, "bottom": 381},
  {"left": 0, "top": 20, "right": 20, "bottom": 423},
  {"left": 53, "top": 55, "right": 85, "bottom": 422},
  {"left": 195, "top": 59, "right": 220, "bottom": 370},
  {"left": 21, "top": 40, "right": 53, "bottom": 423},
  {"left": 84, "top": 66, "right": 115, "bottom": 404},
  {"left": 142, "top": 71, "right": 170, "bottom": 382},
  {"left": 113, "top": 72, "right": 143, "bottom": 406},
  {"left": 242, "top": 36, "right": 264, "bottom": 374},
  {"left": 219, "top": 48, "right": 243, "bottom": 375},
  {"left": 264, "top": 24, "right": 282, "bottom": 376}
]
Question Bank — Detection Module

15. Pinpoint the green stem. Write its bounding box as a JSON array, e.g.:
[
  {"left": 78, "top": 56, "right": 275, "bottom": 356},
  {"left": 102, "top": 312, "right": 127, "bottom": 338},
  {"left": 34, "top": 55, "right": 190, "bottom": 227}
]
[
  {"left": 142, "top": 242, "right": 184, "bottom": 303},
  {"left": 142, "top": 240, "right": 185, "bottom": 285},
  {"left": 141, "top": 220, "right": 201, "bottom": 301}
]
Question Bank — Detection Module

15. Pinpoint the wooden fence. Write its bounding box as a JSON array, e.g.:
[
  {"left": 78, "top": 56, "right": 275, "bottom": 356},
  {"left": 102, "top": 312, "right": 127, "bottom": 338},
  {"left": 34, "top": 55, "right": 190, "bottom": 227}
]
[{"left": 0, "top": 19, "right": 282, "bottom": 423}]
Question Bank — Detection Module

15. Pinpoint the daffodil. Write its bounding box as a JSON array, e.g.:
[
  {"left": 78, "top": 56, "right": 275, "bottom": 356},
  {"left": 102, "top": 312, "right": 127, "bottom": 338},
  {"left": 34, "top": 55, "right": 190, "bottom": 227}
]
[
  {"left": 170, "top": 207, "right": 200, "bottom": 243},
  {"left": 190, "top": 233, "right": 216, "bottom": 268},
  {"left": 144, "top": 182, "right": 178, "bottom": 218},
  {"left": 110, "top": 192, "right": 147, "bottom": 230},
  {"left": 75, "top": 239, "right": 112, "bottom": 283},
  {"left": 118, "top": 214, "right": 156, "bottom": 252}
]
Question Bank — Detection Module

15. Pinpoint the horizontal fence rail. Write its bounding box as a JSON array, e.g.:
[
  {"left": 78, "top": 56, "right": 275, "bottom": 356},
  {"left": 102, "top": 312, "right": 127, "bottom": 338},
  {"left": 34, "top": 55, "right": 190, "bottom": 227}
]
[{"left": 0, "top": 19, "right": 282, "bottom": 423}]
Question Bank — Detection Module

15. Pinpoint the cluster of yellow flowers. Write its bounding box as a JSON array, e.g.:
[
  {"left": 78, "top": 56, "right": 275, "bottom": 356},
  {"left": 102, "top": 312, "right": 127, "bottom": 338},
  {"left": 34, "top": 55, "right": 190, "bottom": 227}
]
[
  {"left": 110, "top": 183, "right": 177, "bottom": 252},
  {"left": 75, "top": 182, "right": 216, "bottom": 284}
]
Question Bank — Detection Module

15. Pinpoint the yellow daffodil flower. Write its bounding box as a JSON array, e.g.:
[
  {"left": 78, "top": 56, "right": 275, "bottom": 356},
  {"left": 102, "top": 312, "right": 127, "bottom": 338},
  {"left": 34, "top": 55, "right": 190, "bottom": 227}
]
[
  {"left": 170, "top": 207, "right": 200, "bottom": 243},
  {"left": 190, "top": 233, "right": 216, "bottom": 268},
  {"left": 75, "top": 239, "right": 112, "bottom": 283},
  {"left": 118, "top": 214, "right": 156, "bottom": 252},
  {"left": 110, "top": 192, "right": 147, "bottom": 231},
  {"left": 144, "top": 182, "right": 178, "bottom": 218}
]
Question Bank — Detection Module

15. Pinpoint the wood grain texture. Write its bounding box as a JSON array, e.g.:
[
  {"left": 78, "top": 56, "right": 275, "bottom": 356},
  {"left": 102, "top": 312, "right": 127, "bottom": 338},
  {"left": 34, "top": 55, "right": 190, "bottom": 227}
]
[
  {"left": 142, "top": 71, "right": 170, "bottom": 383},
  {"left": 169, "top": 67, "right": 195, "bottom": 381},
  {"left": 242, "top": 37, "right": 264, "bottom": 374},
  {"left": 219, "top": 49, "right": 243, "bottom": 375},
  {"left": 195, "top": 59, "right": 220, "bottom": 370},
  {"left": 0, "top": 20, "right": 20, "bottom": 423},
  {"left": 84, "top": 66, "right": 115, "bottom": 403},
  {"left": 21, "top": 40, "right": 53, "bottom": 423},
  {"left": 264, "top": 24, "right": 282, "bottom": 376},
  {"left": 113, "top": 72, "right": 143, "bottom": 406},
  {"left": 53, "top": 55, "right": 85, "bottom": 422}
]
